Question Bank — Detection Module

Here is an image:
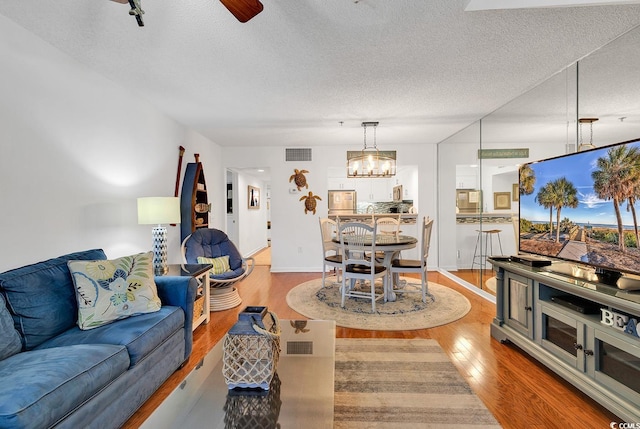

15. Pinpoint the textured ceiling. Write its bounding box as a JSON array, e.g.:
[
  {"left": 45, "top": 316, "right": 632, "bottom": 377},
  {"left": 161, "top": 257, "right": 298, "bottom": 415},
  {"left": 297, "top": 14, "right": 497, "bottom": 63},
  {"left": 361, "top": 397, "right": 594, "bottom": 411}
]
[{"left": 1, "top": 1, "right": 640, "bottom": 147}]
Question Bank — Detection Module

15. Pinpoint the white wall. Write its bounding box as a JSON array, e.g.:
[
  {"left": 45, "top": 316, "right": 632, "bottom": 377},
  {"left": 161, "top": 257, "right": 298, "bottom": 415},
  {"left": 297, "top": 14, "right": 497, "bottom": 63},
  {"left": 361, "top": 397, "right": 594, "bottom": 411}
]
[
  {"left": 0, "top": 14, "right": 438, "bottom": 274},
  {"left": 0, "top": 15, "right": 224, "bottom": 272},
  {"left": 223, "top": 143, "right": 438, "bottom": 272}
]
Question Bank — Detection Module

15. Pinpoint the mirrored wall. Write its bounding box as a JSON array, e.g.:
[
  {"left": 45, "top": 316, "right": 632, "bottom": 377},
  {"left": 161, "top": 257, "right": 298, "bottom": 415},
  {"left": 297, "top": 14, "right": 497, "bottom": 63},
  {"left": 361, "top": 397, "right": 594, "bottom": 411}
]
[{"left": 438, "top": 25, "right": 640, "bottom": 293}]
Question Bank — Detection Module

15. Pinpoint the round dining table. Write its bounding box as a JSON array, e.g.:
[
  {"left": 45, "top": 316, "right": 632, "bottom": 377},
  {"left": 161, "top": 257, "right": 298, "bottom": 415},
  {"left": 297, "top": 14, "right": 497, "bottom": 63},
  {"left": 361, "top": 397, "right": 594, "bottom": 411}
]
[{"left": 333, "top": 234, "right": 418, "bottom": 302}]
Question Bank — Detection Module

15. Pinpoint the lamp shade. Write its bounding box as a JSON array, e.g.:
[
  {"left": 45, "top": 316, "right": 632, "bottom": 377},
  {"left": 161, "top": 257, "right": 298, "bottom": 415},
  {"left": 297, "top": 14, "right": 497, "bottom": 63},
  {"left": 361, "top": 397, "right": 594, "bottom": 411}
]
[{"left": 137, "top": 197, "right": 181, "bottom": 225}]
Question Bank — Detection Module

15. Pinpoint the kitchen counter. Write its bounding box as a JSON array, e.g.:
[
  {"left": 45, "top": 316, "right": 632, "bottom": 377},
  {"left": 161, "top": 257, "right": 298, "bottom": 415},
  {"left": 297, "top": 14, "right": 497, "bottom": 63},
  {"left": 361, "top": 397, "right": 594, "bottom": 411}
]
[{"left": 328, "top": 213, "right": 417, "bottom": 224}]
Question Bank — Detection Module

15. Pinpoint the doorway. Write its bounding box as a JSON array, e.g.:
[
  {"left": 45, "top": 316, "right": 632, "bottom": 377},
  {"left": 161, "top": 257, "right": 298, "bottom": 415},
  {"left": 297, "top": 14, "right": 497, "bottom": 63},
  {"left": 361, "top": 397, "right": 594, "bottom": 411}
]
[{"left": 225, "top": 168, "right": 271, "bottom": 265}]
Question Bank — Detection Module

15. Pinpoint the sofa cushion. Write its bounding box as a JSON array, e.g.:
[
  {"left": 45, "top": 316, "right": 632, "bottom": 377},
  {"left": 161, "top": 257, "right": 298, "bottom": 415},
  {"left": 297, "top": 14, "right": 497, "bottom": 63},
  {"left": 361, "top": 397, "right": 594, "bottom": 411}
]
[
  {"left": 0, "top": 294, "right": 22, "bottom": 360},
  {"left": 0, "top": 249, "right": 107, "bottom": 350},
  {"left": 68, "top": 252, "right": 162, "bottom": 330},
  {"left": 0, "top": 344, "right": 129, "bottom": 429},
  {"left": 35, "top": 306, "right": 184, "bottom": 368}
]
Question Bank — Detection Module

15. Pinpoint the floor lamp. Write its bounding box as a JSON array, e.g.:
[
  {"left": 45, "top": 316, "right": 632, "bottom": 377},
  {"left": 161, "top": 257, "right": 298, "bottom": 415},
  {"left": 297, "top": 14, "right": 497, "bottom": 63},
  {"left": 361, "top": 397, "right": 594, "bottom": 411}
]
[{"left": 137, "top": 197, "right": 181, "bottom": 275}]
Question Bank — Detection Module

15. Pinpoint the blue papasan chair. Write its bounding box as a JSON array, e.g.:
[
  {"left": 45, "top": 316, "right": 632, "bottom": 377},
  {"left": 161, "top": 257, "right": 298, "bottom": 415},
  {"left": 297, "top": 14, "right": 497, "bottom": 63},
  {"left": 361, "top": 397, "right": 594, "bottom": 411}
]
[{"left": 181, "top": 228, "right": 255, "bottom": 311}]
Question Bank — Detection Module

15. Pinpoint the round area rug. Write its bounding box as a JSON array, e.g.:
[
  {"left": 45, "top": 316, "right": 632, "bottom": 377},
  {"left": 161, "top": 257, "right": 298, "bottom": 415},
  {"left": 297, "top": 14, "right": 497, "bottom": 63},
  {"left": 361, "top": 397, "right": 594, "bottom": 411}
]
[{"left": 286, "top": 277, "right": 471, "bottom": 330}]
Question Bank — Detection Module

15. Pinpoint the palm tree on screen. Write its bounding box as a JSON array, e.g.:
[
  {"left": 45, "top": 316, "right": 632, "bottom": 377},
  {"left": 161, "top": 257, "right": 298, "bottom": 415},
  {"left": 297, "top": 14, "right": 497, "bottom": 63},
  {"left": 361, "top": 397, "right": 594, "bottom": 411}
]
[
  {"left": 592, "top": 145, "right": 640, "bottom": 252},
  {"left": 535, "top": 183, "right": 555, "bottom": 239},
  {"left": 519, "top": 164, "right": 536, "bottom": 196},
  {"left": 547, "top": 177, "right": 578, "bottom": 243},
  {"left": 624, "top": 150, "right": 640, "bottom": 248}
]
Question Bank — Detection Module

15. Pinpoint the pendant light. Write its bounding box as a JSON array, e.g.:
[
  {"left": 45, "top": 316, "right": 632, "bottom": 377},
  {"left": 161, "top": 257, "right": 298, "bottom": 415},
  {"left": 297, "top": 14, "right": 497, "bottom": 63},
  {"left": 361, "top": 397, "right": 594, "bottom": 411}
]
[
  {"left": 578, "top": 118, "right": 598, "bottom": 151},
  {"left": 346, "top": 121, "right": 396, "bottom": 178}
]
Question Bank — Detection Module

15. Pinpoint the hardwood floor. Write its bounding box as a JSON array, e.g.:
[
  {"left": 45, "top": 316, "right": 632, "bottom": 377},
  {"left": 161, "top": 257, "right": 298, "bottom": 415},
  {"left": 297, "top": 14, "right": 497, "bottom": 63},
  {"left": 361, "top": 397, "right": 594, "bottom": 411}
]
[
  {"left": 454, "top": 268, "right": 497, "bottom": 295},
  {"left": 123, "top": 267, "right": 619, "bottom": 428}
]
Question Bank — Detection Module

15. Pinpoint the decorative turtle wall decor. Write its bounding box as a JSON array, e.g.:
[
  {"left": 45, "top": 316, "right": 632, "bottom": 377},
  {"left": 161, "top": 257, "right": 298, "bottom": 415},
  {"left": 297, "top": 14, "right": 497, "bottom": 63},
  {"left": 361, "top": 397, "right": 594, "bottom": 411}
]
[
  {"left": 289, "top": 169, "right": 309, "bottom": 191},
  {"left": 300, "top": 191, "right": 321, "bottom": 214}
]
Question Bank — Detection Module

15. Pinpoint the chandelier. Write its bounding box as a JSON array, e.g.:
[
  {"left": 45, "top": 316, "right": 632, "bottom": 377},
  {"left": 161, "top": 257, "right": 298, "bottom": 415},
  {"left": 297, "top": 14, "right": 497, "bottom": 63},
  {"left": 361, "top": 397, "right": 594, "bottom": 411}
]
[
  {"left": 578, "top": 117, "right": 598, "bottom": 152},
  {"left": 346, "top": 122, "right": 397, "bottom": 178}
]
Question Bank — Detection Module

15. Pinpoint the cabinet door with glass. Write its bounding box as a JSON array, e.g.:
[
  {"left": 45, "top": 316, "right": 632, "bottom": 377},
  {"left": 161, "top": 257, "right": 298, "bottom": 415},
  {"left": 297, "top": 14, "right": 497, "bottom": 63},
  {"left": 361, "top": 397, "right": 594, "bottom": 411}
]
[
  {"left": 589, "top": 327, "right": 640, "bottom": 407},
  {"left": 538, "top": 303, "right": 587, "bottom": 371}
]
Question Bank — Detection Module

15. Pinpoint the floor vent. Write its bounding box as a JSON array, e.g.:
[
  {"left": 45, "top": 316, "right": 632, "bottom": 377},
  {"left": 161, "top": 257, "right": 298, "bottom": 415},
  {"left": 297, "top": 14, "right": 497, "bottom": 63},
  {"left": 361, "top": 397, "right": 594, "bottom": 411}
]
[
  {"left": 285, "top": 148, "right": 312, "bottom": 162},
  {"left": 286, "top": 341, "right": 314, "bottom": 355}
]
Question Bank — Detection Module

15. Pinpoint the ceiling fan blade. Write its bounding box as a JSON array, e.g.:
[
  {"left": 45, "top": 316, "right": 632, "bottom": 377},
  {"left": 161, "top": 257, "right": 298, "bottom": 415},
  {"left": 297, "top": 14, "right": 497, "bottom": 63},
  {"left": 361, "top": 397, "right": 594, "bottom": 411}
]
[
  {"left": 219, "top": 0, "right": 263, "bottom": 23},
  {"left": 109, "top": 0, "right": 144, "bottom": 27}
]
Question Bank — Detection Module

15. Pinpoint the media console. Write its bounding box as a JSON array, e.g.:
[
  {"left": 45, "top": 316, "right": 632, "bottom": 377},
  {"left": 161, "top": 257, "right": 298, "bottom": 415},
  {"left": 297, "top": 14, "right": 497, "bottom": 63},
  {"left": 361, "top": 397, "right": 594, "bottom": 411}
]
[{"left": 489, "top": 258, "right": 640, "bottom": 422}]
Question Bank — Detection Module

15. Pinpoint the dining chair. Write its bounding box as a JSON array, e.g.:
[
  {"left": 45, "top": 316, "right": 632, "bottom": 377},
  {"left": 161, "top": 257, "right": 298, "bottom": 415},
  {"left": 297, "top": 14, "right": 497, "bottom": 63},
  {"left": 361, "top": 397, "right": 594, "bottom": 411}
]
[
  {"left": 376, "top": 215, "right": 401, "bottom": 237},
  {"left": 319, "top": 217, "right": 342, "bottom": 287},
  {"left": 372, "top": 215, "right": 401, "bottom": 261},
  {"left": 389, "top": 217, "right": 434, "bottom": 303},
  {"left": 339, "top": 222, "right": 387, "bottom": 312}
]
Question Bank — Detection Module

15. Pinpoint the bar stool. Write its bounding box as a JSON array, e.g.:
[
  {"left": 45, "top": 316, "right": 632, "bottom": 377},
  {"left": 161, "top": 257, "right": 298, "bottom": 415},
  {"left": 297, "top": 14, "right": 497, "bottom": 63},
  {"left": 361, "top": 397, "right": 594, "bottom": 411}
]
[{"left": 471, "top": 229, "right": 504, "bottom": 273}]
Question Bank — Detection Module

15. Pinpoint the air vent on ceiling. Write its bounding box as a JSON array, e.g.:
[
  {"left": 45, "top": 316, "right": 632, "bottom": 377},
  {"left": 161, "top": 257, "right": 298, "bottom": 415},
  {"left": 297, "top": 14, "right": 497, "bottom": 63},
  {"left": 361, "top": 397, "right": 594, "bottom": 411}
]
[
  {"left": 285, "top": 148, "right": 312, "bottom": 162},
  {"left": 286, "top": 341, "right": 314, "bottom": 355}
]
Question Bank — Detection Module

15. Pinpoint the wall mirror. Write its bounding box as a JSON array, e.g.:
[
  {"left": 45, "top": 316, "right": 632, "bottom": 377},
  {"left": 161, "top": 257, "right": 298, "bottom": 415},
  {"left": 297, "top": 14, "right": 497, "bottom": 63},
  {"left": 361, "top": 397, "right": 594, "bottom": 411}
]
[
  {"left": 577, "top": 27, "right": 640, "bottom": 147},
  {"left": 439, "top": 25, "right": 640, "bottom": 294},
  {"left": 439, "top": 63, "right": 578, "bottom": 292}
]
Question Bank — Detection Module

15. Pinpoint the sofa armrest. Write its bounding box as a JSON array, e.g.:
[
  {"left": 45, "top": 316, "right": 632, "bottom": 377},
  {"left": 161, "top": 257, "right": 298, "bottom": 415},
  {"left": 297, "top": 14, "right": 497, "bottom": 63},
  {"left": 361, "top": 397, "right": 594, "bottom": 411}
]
[{"left": 154, "top": 276, "right": 197, "bottom": 360}]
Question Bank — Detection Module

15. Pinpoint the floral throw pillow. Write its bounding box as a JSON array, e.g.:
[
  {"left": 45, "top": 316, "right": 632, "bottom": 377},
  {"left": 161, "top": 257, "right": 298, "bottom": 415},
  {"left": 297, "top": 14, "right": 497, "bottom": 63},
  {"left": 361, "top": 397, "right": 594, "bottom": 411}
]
[
  {"left": 68, "top": 252, "right": 161, "bottom": 330},
  {"left": 197, "top": 255, "right": 231, "bottom": 274}
]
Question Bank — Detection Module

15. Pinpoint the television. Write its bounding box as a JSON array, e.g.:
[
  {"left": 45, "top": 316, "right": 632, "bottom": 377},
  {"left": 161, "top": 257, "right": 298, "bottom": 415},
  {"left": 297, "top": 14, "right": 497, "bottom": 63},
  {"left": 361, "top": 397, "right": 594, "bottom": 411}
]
[{"left": 518, "top": 137, "right": 640, "bottom": 284}]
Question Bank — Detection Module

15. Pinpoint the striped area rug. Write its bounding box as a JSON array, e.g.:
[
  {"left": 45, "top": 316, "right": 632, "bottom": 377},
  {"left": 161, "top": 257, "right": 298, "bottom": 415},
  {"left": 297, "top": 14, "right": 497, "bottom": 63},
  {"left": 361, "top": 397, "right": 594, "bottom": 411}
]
[{"left": 334, "top": 338, "right": 501, "bottom": 428}]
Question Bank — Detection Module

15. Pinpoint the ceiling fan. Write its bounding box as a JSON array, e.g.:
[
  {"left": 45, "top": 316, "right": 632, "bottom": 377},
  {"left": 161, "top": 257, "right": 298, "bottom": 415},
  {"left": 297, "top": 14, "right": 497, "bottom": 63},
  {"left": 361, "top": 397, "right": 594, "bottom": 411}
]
[
  {"left": 111, "top": 0, "right": 144, "bottom": 26},
  {"left": 110, "top": 0, "right": 263, "bottom": 27}
]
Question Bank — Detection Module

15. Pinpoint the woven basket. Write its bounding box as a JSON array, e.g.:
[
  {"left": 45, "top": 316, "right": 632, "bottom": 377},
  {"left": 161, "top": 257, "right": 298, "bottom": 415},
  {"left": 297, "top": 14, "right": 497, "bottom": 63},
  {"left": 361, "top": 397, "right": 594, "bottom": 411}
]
[
  {"left": 193, "top": 295, "right": 205, "bottom": 320},
  {"left": 222, "top": 307, "right": 280, "bottom": 390}
]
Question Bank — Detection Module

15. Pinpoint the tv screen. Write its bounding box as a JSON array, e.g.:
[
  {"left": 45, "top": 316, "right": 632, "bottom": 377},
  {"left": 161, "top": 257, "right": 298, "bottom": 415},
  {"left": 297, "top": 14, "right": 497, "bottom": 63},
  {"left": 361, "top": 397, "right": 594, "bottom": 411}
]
[{"left": 519, "top": 138, "right": 640, "bottom": 277}]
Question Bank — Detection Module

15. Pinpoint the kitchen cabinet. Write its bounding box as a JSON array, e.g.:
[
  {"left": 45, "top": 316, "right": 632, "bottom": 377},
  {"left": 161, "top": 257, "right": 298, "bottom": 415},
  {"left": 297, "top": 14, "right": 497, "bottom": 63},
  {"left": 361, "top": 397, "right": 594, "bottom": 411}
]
[
  {"left": 327, "top": 178, "right": 348, "bottom": 190},
  {"left": 395, "top": 165, "right": 418, "bottom": 200},
  {"left": 457, "top": 176, "right": 477, "bottom": 189},
  {"left": 456, "top": 165, "right": 478, "bottom": 189},
  {"left": 355, "top": 178, "right": 392, "bottom": 202}
]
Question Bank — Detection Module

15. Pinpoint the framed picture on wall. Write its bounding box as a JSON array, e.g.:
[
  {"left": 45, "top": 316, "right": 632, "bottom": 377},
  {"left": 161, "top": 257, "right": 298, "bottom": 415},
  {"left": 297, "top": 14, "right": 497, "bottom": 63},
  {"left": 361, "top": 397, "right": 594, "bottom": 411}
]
[
  {"left": 512, "top": 183, "right": 519, "bottom": 201},
  {"left": 494, "top": 192, "right": 511, "bottom": 210},
  {"left": 248, "top": 186, "right": 260, "bottom": 209}
]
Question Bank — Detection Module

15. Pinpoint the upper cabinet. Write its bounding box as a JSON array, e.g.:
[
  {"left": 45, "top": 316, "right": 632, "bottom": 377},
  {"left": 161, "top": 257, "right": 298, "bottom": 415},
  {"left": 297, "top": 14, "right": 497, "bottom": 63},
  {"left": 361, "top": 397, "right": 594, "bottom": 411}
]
[
  {"left": 394, "top": 166, "right": 416, "bottom": 201},
  {"left": 327, "top": 167, "right": 352, "bottom": 191},
  {"left": 355, "top": 178, "right": 392, "bottom": 202},
  {"left": 456, "top": 165, "right": 478, "bottom": 189}
]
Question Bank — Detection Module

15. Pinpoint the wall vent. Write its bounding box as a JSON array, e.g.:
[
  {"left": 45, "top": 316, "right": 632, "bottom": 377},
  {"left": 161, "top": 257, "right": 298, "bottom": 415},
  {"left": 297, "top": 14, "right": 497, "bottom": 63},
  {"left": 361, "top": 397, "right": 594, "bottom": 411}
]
[
  {"left": 285, "top": 148, "right": 312, "bottom": 162},
  {"left": 286, "top": 341, "right": 314, "bottom": 355}
]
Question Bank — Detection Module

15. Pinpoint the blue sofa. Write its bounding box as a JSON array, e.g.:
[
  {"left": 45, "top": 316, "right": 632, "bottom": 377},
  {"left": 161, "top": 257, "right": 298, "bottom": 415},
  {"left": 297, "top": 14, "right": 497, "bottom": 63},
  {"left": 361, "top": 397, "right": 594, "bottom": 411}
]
[{"left": 0, "top": 249, "right": 197, "bottom": 429}]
